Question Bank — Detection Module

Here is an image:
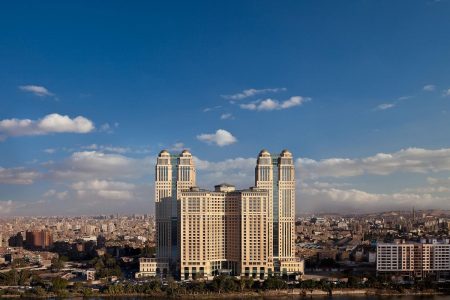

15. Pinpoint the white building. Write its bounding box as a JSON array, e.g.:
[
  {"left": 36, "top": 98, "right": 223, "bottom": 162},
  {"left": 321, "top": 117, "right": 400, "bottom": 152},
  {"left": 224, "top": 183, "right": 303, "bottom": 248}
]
[{"left": 377, "top": 240, "right": 450, "bottom": 281}]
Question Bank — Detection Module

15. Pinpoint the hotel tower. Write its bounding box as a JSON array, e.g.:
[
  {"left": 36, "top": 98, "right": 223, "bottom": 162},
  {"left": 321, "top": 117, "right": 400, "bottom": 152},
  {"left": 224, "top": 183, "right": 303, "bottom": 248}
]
[
  {"left": 137, "top": 149, "right": 303, "bottom": 279},
  {"left": 154, "top": 150, "right": 195, "bottom": 266},
  {"left": 255, "top": 149, "right": 297, "bottom": 275}
]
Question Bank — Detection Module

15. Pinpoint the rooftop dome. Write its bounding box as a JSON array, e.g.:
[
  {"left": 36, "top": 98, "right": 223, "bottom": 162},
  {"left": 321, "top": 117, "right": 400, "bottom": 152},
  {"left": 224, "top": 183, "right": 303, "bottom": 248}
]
[
  {"left": 158, "top": 149, "right": 170, "bottom": 156},
  {"left": 258, "top": 149, "right": 270, "bottom": 156},
  {"left": 180, "top": 149, "right": 192, "bottom": 156},
  {"left": 280, "top": 149, "right": 292, "bottom": 157}
]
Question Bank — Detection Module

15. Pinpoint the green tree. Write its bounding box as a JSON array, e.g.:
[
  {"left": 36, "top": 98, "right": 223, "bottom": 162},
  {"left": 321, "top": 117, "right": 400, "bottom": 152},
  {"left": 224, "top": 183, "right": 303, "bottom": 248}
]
[
  {"left": 82, "top": 287, "right": 94, "bottom": 296},
  {"left": 165, "top": 277, "right": 178, "bottom": 296},
  {"left": 106, "top": 284, "right": 124, "bottom": 295},
  {"left": 51, "top": 256, "right": 66, "bottom": 271},
  {"left": 33, "top": 286, "right": 47, "bottom": 297},
  {"left": 263, "top": 276, "right": 287, "bottom": 290},
  {"left": 51, "top": 277, "right": 68, "bottom": 292},
  {"left": 18, "top": 269, "right": 31, "bottom": 285}
]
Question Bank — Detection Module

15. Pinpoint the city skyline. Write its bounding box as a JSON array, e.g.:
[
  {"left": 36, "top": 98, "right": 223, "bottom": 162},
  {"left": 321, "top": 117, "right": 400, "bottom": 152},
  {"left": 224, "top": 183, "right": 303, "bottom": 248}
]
[{"left": 2, "top": 1, "right": 450, "bottom": 216}]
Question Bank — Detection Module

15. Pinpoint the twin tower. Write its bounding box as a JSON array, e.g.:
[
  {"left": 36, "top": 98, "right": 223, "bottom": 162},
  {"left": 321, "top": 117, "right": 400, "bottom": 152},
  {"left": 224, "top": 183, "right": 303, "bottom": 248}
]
[{"left": 153, "top": 149, "right": 303, "bottom": 279}]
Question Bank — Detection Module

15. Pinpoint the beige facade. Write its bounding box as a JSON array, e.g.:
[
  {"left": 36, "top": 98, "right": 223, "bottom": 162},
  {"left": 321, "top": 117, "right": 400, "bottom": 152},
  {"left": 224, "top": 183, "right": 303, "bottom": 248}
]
[
  {"left": 179, "top": 185, "right": 241, "bottom": 279},
  {"left": 135, "top": 258, "right": 170, "bottom": 278},
  {"left": 255, "top": 150, "right": 302, "bottom": 275},
  {"left": 145, "top": 149, "right": 304, "bottom": 280},
  {"left": 154, "top": 150, "right": 195, "bottom": 262}
]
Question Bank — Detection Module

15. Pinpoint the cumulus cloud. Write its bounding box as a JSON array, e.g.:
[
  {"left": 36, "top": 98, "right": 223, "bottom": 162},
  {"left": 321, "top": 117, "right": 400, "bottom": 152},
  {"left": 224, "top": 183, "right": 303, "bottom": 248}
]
[
  {"left": 197, "top": 129, "right": 237, "bottom": 147},
  {"left": 19, "top": 85, "right": 54, "bottom": 97},
  {"left": 443, "top": 89, "right": 450, "bottom": 97},
  {"left": 71, "top": 179, "right": 136, "bottom": 201},
  {"left": 423, "top": 84, "right": 436, "bottom": 92},
  {"left": 0, "top": 113, "right": 94, "bottom": 141},
  {"left": 222, "top": 88, "right": 286, "bottom": 100},
  {"left": 240, "top": 96, "right": 310, "bottom": 111},
  {"left": 71, "top": 179, "right": 135, "bottom": 191},
  {"left": 4, "top": 146, "right": 450, "bottom": 215},
  {"left": 298, "top": 147, "right": 450, "bottom": 179},
  {"left": 0, "top": 167, "right": 41, "bottom": 184},
  {"left": 49, "top": 151, "right": 153, "bottom": 180},
  {"left": 194, "top": 156, "right": 255, "bottom": 188},
  {"left": 299, "top": 184, "right": 449, "bottom": 212}
]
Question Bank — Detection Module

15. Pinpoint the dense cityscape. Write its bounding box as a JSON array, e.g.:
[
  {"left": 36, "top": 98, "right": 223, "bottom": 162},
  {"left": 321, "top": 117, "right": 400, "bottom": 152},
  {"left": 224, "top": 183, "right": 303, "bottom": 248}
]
[
  {"left": 1, "top": 150, "right": 450, "bottom": 297},
  {"left": 1, "top": 210, "right": 450, "bottom": 296},
  {"left": 2, "top": 1, "right": 450, "bottom": 299}
]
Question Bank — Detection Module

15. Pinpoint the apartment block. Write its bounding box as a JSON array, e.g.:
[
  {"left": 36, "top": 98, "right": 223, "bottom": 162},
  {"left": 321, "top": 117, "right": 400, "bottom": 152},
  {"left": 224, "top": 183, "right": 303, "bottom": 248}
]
[{"left": 377, "top": 241, "right": 450, "bottom": 281}]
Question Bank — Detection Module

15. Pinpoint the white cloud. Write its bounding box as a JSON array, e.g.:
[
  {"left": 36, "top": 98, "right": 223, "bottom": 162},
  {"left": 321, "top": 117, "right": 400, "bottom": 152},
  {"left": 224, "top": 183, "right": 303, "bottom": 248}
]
[
  {"left": 239, "top": 103, "right": 257, "bottom": 110},
  {"left": 99, "top": 122, "right": 118, "bottom": 133},
  {"left": 44, "top": 148, "right": 56, "bottom": 154},
  {"left": 0, "top": 200, "right": 16, "bottom": 215},
  {"left": 222, "top": 88, "right": 286, "bottom": 100},
  {"left": 71, "top": 179, "right": 135, "bottom": 191},
  {"left": 220, "top": 113, "right": 233, "bottom": 120},
  {"left": 43, "top": 189, "right": 68, "bottom": 200},
  {"left": 375, "top": 103, "right": 396, "bottom": 110},
  {"left": 427, "top": 176, "right": 450, "bottom": 185},
  {"left": 19, "top": 85, "right": 54, "bottom": 97},
  {"left": 49, "top": 151, "right": 153, "bottom": 180},
  {"left": 197, "top": 129, "right": 237, "bottom": 147},
  {"left": 298, "top": 147, "right": 450, "bottom": 179},
  {"left": 203, "top": 106, "right": 222, "bottom": 112},
  {"left": 195, "top": 157, "right": 255, "bottom": 172},
  {"left": 0, "top": 167, "right": 41, "bottom": 184},
  {"left": 423, "top": 84, "right": 436, "bottom": 92},
  {"left": 240, "top": 96, "right": 310, "bottom": 111},
  {"left": 81, "top": 144, "right": 131, "bottom": 154},
  {"left": 170, "top": 142, "right": 187, "bottom": 152},
  {"left": 299, "top": 184, "right": 449, "bottom": 212},
  {"left": 71, "top": 179, "right": 136, "bottom": 201},
  {"left": 194, "top": 156, "right": 255, "bottom": 188},
  {"left": 374, "top": 96, "right": 413, "bottom": 111},
  {"left": 443, "top": 89, "right": 450, "bottom": 97},
  {"left": 0, "top": 113, "right": 94, "bottom": 141},
  {"left": 193, "top": 151, "right": 450, "bottom": 212},
  {"left": 402, "top": 185, "right": 450, "bottom": 194}
]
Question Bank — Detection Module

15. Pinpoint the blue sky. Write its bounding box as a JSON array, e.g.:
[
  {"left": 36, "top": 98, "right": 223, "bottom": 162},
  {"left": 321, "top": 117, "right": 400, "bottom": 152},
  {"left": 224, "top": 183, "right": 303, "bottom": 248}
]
[{"left": 1, "top": 1, "right": 450, "bottom": 215}]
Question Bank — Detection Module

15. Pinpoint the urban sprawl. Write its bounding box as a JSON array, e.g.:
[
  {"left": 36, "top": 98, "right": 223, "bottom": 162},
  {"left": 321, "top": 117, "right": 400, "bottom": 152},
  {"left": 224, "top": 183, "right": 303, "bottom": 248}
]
[{"left": 1, "top": 150, "right": 450, "bottom": 297}]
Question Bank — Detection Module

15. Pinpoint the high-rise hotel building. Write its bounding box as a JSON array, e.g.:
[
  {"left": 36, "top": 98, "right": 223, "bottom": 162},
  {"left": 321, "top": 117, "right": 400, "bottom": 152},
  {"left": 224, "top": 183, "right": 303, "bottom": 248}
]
[
  {"left": 255, "top": 150, "right": 297, "bottom": 270},
  {"left": 136, "top": 149, "right": 303, "bottom": 280},
  {"left": 154, "top": 150, "right": 195, "bottom": 263}
]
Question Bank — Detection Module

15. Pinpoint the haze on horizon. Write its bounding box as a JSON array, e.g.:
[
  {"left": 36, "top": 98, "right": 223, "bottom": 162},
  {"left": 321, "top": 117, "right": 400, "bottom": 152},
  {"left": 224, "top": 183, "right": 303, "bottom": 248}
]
[{"left": 1, "top": 1, "right": 450, "bottom": 216}]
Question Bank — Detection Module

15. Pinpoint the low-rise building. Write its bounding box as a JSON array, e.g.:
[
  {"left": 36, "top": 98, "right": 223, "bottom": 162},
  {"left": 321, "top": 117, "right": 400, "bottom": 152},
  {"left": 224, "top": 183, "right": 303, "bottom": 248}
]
[{"left": 135, "top": 257, "right": 169, "bottom": 278}]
